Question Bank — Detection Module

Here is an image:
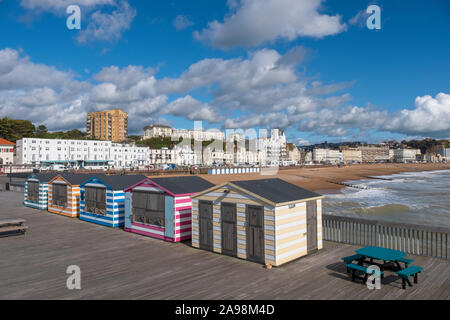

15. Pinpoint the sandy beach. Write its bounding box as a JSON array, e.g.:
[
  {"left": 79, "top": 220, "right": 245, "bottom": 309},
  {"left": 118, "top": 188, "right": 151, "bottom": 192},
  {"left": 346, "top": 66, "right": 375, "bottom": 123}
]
[{"left": 199, "top": 163, "right": 450, "bottom": 193}]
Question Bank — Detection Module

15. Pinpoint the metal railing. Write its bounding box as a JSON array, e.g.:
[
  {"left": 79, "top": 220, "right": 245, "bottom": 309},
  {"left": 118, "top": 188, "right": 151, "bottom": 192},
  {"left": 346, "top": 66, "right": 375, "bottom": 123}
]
[{"left": 323, "top": 214, "right": 449, "bottom": 260}]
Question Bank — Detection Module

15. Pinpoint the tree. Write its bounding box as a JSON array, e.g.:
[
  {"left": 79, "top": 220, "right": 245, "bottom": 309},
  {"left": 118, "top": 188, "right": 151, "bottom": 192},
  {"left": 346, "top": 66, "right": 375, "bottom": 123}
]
[{"left": 0, "top": 117, "right": 35, "bottom": 142}]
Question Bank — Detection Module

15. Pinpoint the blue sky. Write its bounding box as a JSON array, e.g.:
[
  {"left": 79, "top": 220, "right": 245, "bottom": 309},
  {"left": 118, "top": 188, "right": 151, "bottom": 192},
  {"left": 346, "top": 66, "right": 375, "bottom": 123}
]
[{"left": 0, "top": 0, "right": 449, "bottom": 144}]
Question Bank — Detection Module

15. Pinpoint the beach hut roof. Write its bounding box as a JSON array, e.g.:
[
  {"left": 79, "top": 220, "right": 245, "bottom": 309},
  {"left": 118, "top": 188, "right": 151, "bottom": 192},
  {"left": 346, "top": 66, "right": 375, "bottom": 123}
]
[
  {"left": 193, "top": 178, "right": 323, "bottom": 206},
  {"left": 99, "top": 175, "right": 148, "bottom": 190},
  {"left": 27, "top": 173, "right": 59, "bottom": 183},
  {"left": 231, "top": 179, "right": 322, "bottom": 204},
  {"left": 147, "top": 176, "right": 215, "bottom": 195},
  {"left": 55, "top": 173, "right": 103, "bottom": 185}
]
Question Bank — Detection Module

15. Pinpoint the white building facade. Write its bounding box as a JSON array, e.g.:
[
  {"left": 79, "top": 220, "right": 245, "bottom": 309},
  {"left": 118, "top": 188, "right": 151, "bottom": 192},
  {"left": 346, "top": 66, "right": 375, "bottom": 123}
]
[{"left": 15, "top": 138, "right": 152, "bottom": 169}]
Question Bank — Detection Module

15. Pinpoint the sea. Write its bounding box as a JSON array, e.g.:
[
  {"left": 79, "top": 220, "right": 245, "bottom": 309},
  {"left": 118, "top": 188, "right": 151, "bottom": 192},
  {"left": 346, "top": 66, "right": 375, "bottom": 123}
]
[{"left": 323, "top": 170, "right": 450, "bottom": 227}]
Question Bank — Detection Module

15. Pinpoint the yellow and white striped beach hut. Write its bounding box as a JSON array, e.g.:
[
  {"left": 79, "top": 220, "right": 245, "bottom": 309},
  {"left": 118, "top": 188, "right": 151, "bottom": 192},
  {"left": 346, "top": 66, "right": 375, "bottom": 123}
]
[{"left": 191, "top": 178, "right": 324, "bottom": 267}]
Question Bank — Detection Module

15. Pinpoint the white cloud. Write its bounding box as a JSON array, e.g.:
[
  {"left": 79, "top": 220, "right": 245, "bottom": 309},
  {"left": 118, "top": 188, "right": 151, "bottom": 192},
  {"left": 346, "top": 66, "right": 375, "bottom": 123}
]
[
  {"left": 194, "top": 0, "right": 346, "bottom": 49},
  {"left": 173, "top": 15, "right": 194, "bottom": 31},
  {"left": 163, "top": 96, "right": 223, "bottom": 123},
  {"left": 19, "top": 0, "right": 136, "bottom": 45},
  {"left": 77, "top": 1, "right": 136, "bottom": 44},
  {"left": 2, "top": 48, "right": 448, "bottom": 140},
  {"left": 383, "top": 93, "right": 450, "bottom": 137}
]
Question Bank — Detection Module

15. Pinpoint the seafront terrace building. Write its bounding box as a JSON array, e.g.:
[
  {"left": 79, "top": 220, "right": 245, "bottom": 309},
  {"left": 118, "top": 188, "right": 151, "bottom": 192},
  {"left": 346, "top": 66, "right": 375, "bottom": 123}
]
[
  {"left": 360, "top": 146, "right": 390, "bottom": 163},
  {"left": 437, "top": 148, "right": 450, "bottom": 161},
  {"left": 14, "top": 138, "right": 150, "bottom": 169},
  {"left": 312, "top": 148, "right": 343, "bottom": 164},
  {"left": 341, "top": 148, "right": 362, "bottom": 164},
  {"left": 393, "top": 149, "right": 421, "bottom": 163}
]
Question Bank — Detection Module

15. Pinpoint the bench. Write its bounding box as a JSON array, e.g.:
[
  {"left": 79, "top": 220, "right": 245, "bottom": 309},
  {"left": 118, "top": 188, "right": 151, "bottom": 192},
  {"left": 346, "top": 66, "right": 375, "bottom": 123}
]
[
  {"left": 0, "top": 219, "right": 28, "bottom": 237},
  {"left": 397, "top": 265, "right": 423, "bottom": 290},
  {"left": 342, "top": 254, "right": 364, "bottom": 273},
  {"left": 397, "top": 257, "right": 414, "bottom": 268},
  {"left": 346, "top": 263, "right": 384, "bottom": 284}
]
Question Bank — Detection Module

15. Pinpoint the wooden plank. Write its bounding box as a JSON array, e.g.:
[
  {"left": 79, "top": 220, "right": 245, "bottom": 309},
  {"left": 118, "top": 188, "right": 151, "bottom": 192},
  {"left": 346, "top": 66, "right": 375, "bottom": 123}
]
[{"left": 0, "top": 191, "right": 448, "bottom": 300}]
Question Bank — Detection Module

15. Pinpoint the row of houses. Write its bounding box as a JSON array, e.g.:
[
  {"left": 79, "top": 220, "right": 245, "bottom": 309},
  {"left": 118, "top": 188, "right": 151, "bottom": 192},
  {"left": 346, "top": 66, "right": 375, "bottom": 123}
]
[
  {"left": 23, "top": 173, "right": 323, "bottom": 267},
  {"left": 307, "top": 146, "right": 426, "bottom": 164},
  {"left": 12, "top": 129, "right": 288, "bottom": 168}
]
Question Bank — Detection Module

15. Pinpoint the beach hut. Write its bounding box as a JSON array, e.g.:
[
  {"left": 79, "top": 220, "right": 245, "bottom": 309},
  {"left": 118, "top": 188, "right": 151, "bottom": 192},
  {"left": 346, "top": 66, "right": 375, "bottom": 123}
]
[
  {"left": 124, "top": 176, "right": 215, "bottom": 242},
  {"left": 191, "top": 178, "right": 324, "bottom": 267},
  {"left": 79, "top": 174, "right": 147, "bottom": 228},
  {"left": 24, "top": 173, "right": 58, "bottom": 210},
  {"left": 48, "top": 173, "right": 98, "bottom": 218}
]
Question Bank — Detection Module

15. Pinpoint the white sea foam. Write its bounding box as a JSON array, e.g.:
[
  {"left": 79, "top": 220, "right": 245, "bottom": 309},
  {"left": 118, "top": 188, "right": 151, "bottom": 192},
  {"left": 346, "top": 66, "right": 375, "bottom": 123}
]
[{"left": 323, "top": 170, "right": 450, "bottom": 226}]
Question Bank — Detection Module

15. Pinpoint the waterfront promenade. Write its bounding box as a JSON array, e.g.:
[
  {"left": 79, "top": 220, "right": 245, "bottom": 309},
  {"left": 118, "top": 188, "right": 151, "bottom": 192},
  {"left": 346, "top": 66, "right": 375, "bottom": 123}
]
[{"left": 0, "top": 191, "right": 448, "bottom": 300}]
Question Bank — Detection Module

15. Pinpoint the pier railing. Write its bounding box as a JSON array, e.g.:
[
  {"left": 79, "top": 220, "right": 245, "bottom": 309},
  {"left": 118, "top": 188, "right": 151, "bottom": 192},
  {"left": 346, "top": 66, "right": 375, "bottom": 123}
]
[{"left": 322, "top": 214, "right": 449, "bottom": 260}]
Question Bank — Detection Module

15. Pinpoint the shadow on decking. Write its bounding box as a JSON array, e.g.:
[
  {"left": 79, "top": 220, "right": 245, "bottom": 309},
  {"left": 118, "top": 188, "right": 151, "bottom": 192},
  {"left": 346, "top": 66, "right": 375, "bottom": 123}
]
[{"left": 326, "top": 261, "right": 405, "bottom": 289}]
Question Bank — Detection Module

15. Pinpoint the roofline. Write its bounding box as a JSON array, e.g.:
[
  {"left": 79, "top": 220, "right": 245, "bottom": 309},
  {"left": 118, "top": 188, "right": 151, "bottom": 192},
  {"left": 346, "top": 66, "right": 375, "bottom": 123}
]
[
  {"left": 79, "top": 176, "right": 112, "bottom": 189},
  {"left": 192, "top": 182, "right": 275, "bottom": 207},
  {"left": 48, "top": 174, "right": 73, "bottom": 186},
  {"left": 192, "top": 182, "right": 324, "bottom": 206},
  {"left": 124, "top": 178, "right": 177, "bottom": 197}
]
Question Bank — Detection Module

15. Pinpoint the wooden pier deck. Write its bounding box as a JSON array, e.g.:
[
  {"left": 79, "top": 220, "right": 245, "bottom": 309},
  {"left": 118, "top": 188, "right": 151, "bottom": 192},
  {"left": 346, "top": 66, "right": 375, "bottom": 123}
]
[{"left": 0, "top": 191, "right": 448, "bottom": 300}]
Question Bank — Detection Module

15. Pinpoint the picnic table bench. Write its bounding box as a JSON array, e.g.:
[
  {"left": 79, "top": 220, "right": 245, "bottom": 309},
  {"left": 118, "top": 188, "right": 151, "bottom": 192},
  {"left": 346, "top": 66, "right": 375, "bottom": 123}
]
[
  {"left": 347, "top": 263, "right": 384, "bottom": 284},
  {"left": 0, "top": 219, "right": 28, "bottom": 237},
  {"left": 342, "top": 246, "right": 422, "bottom": 290},
  {"left": 397, "top": 266, "right": 423, "bottom": 290}
]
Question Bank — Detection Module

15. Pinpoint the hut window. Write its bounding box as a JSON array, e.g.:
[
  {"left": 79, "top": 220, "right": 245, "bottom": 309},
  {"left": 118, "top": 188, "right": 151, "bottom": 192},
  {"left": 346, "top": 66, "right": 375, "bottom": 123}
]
[
  {"left": 84, "top": 186, "right": 107, "bottom": 215},
  {"left": 132, "top": 190, "right": 165, "bottom": 227},
  {"left": 52, "top": 184, "right": 67, "bottom": 207},
  {"left": 27, "top": 181, "right": 39, "bottom": 202}
]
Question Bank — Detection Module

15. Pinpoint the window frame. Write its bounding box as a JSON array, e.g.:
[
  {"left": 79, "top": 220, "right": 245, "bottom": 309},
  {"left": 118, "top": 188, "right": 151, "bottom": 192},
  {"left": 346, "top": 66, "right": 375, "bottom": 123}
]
[
  {"left": 132, "top": 190, "right": 165, "bottom": 227},
  {"left": 27, "top": 181, "right": 39, "bottom": 202},
  {"left": 84, "top": 186, "right": 107, "bottom": 215},
  {"left": 52, "top": 183, "right": 68, "bottom": 207}
]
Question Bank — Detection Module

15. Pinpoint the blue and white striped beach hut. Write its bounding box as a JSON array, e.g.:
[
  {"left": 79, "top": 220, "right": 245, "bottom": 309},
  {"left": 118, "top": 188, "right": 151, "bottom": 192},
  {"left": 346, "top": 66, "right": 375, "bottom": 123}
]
[
  {"left": 79, "top": 175, "right": 146, "bottom": 228},
  {"left": 24, "top": 173, "right": 58, "bottom": 210}
]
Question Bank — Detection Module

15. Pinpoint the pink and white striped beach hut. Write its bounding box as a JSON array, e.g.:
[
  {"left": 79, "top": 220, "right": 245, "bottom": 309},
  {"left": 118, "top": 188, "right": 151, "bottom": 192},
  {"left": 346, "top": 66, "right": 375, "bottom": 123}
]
[{"left": 124, "top": 176, "right": 215, "bottom": 242}]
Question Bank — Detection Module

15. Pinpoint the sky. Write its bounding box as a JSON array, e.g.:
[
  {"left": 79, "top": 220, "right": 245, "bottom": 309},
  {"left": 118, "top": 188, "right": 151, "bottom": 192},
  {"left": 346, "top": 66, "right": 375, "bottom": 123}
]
[{"left": 0, "top": 0, "right": 449, "bottom": 145}]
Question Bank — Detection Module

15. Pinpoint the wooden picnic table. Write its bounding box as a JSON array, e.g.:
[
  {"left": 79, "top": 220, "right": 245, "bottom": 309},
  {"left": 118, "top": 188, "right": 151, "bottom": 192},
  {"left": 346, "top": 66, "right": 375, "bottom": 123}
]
[
  {"left": 0, "top": 219, "right": 28, "bottom": 237},
  {"left": 355, "top": 246, "right": 414, "bottom": 287}
]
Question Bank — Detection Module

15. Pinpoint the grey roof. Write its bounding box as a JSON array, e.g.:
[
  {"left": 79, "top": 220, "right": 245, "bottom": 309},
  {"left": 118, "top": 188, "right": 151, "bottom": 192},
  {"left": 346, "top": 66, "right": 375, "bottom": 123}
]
[
  {"left": 100, "top": 175, "right": 147, "bottom": 190},
  {"left": 231, "top": 178, "right": 322, "bottom": 204},
  {"left": 27, "top": 173, "right": 59, "bottom": 183},
  {"left": 150, "top": 176, "right": 215, "bottom": 195},
  {"left": 58, "top": 173, "right": 103, "bottom": 185}
]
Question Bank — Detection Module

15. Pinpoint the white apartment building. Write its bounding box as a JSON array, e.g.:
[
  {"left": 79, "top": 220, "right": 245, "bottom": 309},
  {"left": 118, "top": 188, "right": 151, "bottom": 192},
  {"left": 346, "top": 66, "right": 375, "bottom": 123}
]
[
  {"left": 313, "top": 148, "right": 343, "bottom": 164},
  {"left": 142, "top": 124, "right": 173, "bottom": 139},
  {"left": 258, "top": 129, "right": 287, "bottom": 165},
  {"left": 14, "top": 138, "right": 152, "bottom": 168},
  {"left": 394, "top": 149, "right": 421, "bottom": 163},
  {"left": 143, "top": 124, "right": 225, "bottom": 142}
]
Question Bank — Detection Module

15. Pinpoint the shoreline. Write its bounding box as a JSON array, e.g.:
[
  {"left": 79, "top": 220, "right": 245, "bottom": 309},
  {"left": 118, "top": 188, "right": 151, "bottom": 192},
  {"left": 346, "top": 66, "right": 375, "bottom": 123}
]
[{"left": 202, "top": 163, "right": 450, "bottom": 193}]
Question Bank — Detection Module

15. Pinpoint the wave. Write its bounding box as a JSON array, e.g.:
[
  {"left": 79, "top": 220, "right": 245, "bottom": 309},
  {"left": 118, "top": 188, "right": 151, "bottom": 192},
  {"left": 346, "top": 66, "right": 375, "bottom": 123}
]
[{"left": 348, "top": 204, "right": 411, "bottom": 216}]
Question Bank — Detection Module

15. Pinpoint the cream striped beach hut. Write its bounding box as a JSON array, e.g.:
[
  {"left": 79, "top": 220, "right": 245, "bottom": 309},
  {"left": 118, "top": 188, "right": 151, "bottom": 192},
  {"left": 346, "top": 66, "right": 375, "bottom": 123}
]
[{"left": 191, "top": 178, "right": 324, "bottom": 267}]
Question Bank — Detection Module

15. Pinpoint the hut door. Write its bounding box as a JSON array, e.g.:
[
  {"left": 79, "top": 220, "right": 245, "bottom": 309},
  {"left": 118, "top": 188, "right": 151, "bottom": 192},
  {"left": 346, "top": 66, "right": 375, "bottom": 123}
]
[
  {"left": 246, "top": 205, "right": 265, "bottom": 263},
  {"left": 221, "top": 203, "right": 237, "bottom": 257},
  {"left": 306, "top": 200, "right": 318, "bottom": 252},
  {"left": 199, "top": 201, "right": 213, "bottom": 251}
]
